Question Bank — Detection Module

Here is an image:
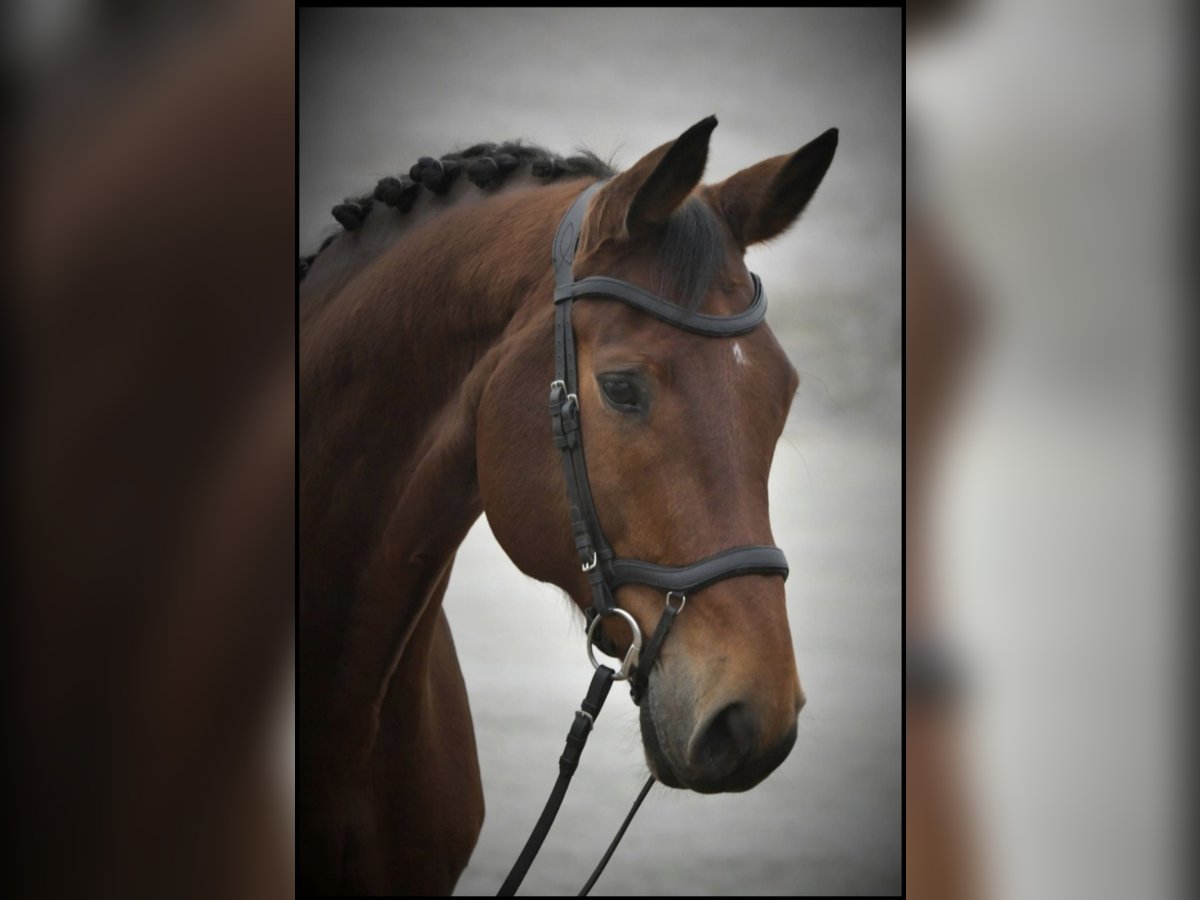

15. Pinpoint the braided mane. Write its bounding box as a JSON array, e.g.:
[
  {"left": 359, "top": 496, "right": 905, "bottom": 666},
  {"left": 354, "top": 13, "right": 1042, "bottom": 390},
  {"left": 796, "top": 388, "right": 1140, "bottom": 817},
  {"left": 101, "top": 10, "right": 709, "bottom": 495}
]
[{"left": 299, "top": 141, "right": 616, "bottom": 281}]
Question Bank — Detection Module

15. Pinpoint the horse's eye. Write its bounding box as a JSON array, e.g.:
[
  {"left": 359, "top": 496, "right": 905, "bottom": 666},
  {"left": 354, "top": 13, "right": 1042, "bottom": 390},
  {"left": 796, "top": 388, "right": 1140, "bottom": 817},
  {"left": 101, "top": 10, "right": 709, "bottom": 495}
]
[{"left": 600, "top": 377, "right": 640, "bottom": 411}]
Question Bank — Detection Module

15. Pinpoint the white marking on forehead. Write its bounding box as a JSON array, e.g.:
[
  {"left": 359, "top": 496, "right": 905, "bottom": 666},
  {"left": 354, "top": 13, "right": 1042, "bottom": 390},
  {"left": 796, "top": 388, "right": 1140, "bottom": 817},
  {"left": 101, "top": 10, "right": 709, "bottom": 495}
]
[{"left": 732, "top": 341, "right": 748, "bottom": 367}]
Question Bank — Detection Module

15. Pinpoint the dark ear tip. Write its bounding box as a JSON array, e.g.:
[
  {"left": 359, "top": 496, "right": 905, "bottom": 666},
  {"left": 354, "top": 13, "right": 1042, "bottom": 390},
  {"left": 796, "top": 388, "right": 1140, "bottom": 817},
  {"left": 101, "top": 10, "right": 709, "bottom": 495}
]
[
  {"left": 675, "top": 116, "right": 719, "bottom": 145},
  {"left": 795, "top": 127, "right": 839, "bottom": 164}
]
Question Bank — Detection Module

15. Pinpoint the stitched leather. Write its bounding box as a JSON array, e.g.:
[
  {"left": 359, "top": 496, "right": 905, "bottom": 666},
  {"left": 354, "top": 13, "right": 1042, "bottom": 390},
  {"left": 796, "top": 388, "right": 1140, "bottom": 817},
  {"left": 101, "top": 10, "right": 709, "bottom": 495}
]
[
  {"left": 606, "top": 545, "right": 788, "bottom": 593},
  {"left": 555, "top": 273, "right": 768, "bottom": 336}
]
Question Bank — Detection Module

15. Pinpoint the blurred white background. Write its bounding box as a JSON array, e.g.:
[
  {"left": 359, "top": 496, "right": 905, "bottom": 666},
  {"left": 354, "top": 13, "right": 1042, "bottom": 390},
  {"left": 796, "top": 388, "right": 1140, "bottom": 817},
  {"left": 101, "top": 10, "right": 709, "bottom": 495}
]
[
  {"left": 301, "top": 8, "right": 901, "bottom": 895},
  {"left": 911, "top": 1, "right": 1181, "bottom": 898}
]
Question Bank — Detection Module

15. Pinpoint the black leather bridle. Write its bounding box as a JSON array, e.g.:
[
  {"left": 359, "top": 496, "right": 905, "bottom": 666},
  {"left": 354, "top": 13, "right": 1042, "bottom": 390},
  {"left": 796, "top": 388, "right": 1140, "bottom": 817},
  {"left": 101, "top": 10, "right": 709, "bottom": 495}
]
[
  {"left": 551, "top": 178, "right": 790, "bottom": 700},
  {"left": 498, "top": 179, "right": 790, "bottom": 896}
]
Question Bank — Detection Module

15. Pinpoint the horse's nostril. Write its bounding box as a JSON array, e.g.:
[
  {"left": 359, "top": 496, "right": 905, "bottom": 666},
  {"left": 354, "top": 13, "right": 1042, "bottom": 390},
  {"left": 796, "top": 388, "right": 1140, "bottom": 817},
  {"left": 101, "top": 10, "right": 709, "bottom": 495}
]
[{"left": 687, "top": 701, "right": 757, "bottom": 782}]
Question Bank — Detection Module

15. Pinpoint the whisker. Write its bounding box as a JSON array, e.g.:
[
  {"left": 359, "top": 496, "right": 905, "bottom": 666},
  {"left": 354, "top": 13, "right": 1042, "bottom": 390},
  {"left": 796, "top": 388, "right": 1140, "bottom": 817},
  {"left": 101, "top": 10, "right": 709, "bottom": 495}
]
[
  {"left": 797, "top": 367, "right": 839, "bottom": 411},
  {"left": 782, "top": 434, "right": 814, "bottom": 490}
]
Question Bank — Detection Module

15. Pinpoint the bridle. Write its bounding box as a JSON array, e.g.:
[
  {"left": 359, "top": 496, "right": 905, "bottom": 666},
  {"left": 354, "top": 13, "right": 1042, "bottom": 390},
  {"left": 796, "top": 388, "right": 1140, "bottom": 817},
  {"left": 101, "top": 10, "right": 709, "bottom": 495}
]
[
  {"left": 498, "top": 179, "right": 790, "bottom": 895},
  {"left": 551, "top": 178, "right": 790, "bottom": 699}
]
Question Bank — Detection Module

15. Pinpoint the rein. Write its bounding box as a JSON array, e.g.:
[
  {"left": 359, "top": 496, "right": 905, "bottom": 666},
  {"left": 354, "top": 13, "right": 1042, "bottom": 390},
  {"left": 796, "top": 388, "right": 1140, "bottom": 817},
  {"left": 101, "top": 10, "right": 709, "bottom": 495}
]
[{"left": 498, "top": 180, "right": 790, "bottom": 895}]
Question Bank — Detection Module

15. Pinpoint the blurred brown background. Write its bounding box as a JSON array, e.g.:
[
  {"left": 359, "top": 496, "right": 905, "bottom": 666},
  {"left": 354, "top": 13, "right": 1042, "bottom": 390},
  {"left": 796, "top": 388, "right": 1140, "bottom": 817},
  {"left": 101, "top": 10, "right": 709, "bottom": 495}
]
[{"left": 8, "top": 1, "right": 294, "bottom": 898}]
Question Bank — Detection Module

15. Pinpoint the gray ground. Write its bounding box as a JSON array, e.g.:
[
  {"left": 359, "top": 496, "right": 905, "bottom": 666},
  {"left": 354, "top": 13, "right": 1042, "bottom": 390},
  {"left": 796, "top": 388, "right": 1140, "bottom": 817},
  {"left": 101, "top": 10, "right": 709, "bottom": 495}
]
[{"left": 300, "top": 8, "right": 900, "bottom": 895}]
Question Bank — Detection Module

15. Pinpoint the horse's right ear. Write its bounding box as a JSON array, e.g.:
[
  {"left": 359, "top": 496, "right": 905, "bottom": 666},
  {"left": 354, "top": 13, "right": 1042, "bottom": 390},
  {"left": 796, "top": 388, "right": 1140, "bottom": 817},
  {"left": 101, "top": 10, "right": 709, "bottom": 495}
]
[{"left": 587, "top": 116, "right": 718, "bottom": 243}]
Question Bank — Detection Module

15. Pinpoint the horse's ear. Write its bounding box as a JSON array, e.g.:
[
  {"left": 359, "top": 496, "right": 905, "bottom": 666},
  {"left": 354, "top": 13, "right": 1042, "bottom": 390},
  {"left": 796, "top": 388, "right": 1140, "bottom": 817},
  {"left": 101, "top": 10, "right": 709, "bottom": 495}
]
[
  {"left": 591, "top": 116, "right": 718, "bottom": 241},
  {"left": 710, "top": 127, "right": 838, "bottom": 249}
]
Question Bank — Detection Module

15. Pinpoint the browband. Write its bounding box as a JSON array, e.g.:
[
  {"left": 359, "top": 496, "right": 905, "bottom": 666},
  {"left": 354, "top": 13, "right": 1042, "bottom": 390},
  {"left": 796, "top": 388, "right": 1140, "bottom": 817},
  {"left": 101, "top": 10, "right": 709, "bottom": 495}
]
[{"left": 553, "top": 274, "right": 768, "bottom": 337}]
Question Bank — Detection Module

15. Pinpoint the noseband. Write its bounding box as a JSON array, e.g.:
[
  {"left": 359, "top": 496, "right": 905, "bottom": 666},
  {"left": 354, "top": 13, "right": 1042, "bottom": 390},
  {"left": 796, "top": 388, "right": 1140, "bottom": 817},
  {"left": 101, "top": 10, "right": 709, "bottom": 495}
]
[{"left": 499, "top": 179, "right": 790, "bottom": 895}]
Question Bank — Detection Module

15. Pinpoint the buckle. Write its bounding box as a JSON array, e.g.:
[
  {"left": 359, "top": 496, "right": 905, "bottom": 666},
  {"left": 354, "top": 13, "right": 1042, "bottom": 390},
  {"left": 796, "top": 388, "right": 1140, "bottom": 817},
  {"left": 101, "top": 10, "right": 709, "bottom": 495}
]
[
  {"left": 549, "top": 380, "right": 578, "bottom": 414},
  {"left": 548, "top": 379, "right": 566, "bottom": 408},
  {"left": 562, "top": 392, "right": 579, "bottom": 416},
  {"left": 574, "top": 709, "right": 595, "bottom": 727},
  {"left": 549, "top": 379, "right": 580, "bottom": 449}
]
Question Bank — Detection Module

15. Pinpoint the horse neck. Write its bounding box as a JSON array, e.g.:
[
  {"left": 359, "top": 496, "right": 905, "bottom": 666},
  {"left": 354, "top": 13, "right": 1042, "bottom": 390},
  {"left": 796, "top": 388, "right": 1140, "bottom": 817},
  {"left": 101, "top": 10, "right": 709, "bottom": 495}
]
[
  {"left": 300, "top": 179, "right": 589, "bottom": 672},
  {"left": 305, "top": 181, "right": 584, "bottom": 431}
]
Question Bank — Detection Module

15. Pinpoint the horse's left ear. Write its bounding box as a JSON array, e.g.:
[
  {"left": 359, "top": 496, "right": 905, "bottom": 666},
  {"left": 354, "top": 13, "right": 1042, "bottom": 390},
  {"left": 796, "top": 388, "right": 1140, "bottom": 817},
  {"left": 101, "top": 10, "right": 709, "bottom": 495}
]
[
  {"left": 709, "top": 127, "right": 838, "bottom": 248},
  {"left": 588, "top": 116, "right": 719, "bottom": 243}
]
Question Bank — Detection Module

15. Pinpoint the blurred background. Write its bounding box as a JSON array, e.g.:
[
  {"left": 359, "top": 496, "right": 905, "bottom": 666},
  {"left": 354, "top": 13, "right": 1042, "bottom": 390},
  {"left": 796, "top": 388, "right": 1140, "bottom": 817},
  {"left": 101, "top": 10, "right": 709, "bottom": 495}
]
[
  {"left": 300, "top": 7, "right": 901, "bottom": 897},
  {"left": 908, "top": 0, "right": 1183, "bottom": 898},
  {"left": 6, "top": 0, "right": 1186, "bottom": 896},
  {"left": 8, "top": 1, "right": 294, "bottom": 898}
]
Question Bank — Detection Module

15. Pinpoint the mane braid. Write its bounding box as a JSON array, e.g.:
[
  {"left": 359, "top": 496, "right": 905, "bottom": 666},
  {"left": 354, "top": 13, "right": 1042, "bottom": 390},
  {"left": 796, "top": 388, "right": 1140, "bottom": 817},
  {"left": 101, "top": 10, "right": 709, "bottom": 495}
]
[{"left": 299, "top": 139, "right": 617, "bottom": 281}]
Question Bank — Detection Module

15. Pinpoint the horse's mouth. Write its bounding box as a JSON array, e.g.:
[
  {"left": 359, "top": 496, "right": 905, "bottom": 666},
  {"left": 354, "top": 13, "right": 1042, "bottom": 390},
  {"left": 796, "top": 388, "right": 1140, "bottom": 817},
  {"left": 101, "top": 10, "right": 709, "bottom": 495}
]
[
  {"left": 638, "top": 691, "right": 686, "bottom": 789},
  {"left": 637, "top": 672, "right": 800, "bottom": 794}
]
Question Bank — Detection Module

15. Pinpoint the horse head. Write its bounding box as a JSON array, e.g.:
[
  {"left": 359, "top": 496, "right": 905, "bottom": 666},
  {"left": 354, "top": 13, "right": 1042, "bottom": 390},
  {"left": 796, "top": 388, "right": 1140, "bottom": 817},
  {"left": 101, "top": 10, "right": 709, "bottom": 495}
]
[{"left": 477, "top": 117, "right": 837, "bottom": 793}]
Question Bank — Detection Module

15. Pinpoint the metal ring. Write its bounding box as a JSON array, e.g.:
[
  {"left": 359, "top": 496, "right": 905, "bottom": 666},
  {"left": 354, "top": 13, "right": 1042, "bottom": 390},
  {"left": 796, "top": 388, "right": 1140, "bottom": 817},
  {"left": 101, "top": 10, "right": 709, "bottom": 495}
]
[
  {"left": 665, "top": 591, "right": 687, "bottom": 613},
  {"left": 581, "top": 552, "right": 597, "bottom": 572},
  {"left": 586, "top": 607, "right": 643, "bottom": 681}
]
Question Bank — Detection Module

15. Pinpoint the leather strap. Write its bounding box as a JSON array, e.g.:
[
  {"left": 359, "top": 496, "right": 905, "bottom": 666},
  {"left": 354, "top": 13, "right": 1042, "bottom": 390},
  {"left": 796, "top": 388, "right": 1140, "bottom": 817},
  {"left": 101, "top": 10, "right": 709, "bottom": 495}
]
[
  {"left": 629, "top": 597, "right": 683, "bottom": 706},
  {"left": 553, "top": 180, "right": 606, "bottom": 288},
  {"left": 555, "top": 273, "right": 768, "bottom": 336},
  {"left": 497, "top": 666, "right": 616, "bottom": 896},
  {"left": 577, "top": 775, "right": 656, "bottom": 895},
  {"left": 606, "top": 544, "right": 788, "bottom": 593}
]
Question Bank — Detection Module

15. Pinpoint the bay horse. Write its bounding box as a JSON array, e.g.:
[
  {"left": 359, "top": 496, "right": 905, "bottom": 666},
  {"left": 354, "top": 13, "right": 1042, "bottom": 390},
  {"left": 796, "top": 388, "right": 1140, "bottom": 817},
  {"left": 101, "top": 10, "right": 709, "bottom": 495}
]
[{"left": 300, "top": 116, "right": 838, "bottom": 894}]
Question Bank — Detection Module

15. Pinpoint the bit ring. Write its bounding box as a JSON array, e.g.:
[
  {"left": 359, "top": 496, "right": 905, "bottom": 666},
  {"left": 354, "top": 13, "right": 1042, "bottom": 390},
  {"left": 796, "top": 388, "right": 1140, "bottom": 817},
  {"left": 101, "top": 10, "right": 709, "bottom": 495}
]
[{"left": 586, "top": 607, "right": 643, "bottom": 681}]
